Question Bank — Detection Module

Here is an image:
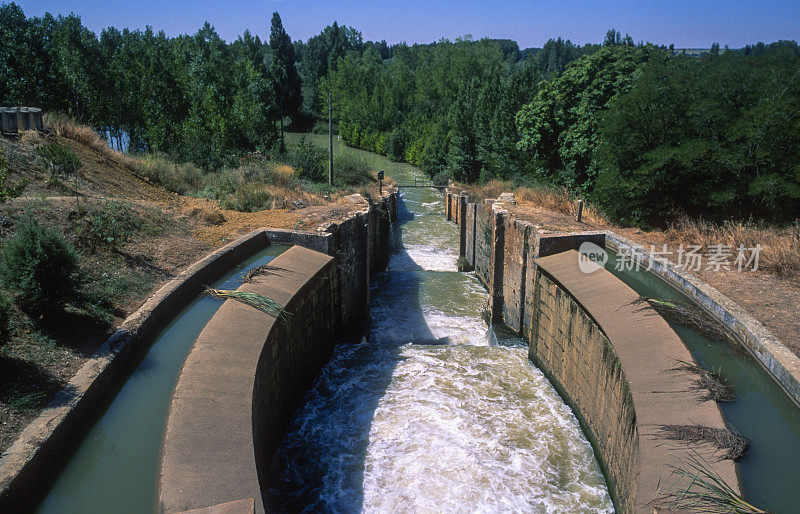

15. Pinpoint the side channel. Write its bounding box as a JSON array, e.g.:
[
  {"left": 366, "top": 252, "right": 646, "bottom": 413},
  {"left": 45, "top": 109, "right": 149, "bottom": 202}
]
[
  {"left": 604, "top": 251, "right": 800, "bottom": 513},
  {"left": 36, "top": 245, "right": 288, "bottom": 514}
]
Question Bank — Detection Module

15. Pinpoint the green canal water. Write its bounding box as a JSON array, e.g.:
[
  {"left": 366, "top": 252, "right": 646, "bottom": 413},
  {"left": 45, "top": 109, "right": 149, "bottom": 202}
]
[
  {"left": 603, "top": 252, "right": 800, "bottom": 513},
  {"left": 35, "top": 245, "right": 288, "bottom": 514}
]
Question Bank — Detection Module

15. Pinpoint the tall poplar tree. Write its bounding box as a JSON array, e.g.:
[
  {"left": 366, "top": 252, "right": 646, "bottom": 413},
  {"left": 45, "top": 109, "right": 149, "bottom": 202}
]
[{"left": 269, "top": 12, "right": 301, "bottom": 145}]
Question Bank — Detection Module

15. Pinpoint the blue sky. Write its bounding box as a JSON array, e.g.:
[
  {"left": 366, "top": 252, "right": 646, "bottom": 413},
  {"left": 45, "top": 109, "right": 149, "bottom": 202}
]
[{"left": 12, "top": 0, "right": 800, "bottom": 48}]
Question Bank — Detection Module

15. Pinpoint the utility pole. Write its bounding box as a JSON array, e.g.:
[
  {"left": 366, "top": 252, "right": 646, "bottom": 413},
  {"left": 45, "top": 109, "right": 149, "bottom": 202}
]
[
  {"left": 328, "top": 90, "right": 334, "bottom": 187},
  {"left": 279, "top": 95, "right": 285, "bottom": 152}
]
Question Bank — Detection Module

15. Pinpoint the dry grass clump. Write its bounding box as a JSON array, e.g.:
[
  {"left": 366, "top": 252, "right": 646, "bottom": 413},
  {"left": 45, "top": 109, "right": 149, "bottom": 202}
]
[
  {"left": 466, "top": 179, "right": 608, "bottom": 225},
  {"left": 271, "top": 164, "right": 297, "bottom": 187},
  {"left": 631, "top": 296, "right": 734, "bottom": 345},
  {"left": 204, "top": 288, "right": 288, "bottom": 321},
  {"left": 657, "top": 424, "right": 749, "bottom": 461},
  {"left": 671, "top": 360, "right": 735, "bottom": 402},
  {"left": 654, "top": 448, "right": 767, "bottom": 513},
  {"left": 666, "top": 215, "right": 800, "bottom": 280},
  {"left": 45, "top": 113, "right": 107, "bottom": 151},
  {"left": 241, "top": 264, "right": 287, "bottom": 283},
  {"left": 44, "top": 113, "right": 141, "bottom": 171}
]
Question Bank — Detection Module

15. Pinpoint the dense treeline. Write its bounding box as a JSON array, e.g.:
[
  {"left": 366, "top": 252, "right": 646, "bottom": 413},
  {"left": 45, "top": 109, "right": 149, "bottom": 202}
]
[
  {"left": 2, "top": 0, "right": 799, "bottom": 225},
  {"left": 319, "top": 35, "right": 602, "bottom": 183},
  {"left": 0, "top": 4, "right": 300, "bottom": 168},
  {"left": 324, "top": 31, "right": 800, "bottom": 224}
]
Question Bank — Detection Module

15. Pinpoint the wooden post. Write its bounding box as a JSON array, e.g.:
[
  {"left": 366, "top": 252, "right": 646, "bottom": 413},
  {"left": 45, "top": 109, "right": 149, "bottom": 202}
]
[
  {"left": 577, "top": 199, "right": 584, "bottom": 223},
  {"left": 328, "top": 90, "right": 333, "bottom": 187},
  {"left": 279, "top": 96, "right": 285, "bottom": 152}
]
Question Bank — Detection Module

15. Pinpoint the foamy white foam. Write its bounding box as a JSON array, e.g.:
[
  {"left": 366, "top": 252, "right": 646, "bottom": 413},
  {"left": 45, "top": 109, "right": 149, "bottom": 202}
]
[{"left": 362, "top": 346, "right": 612, "bottom": 513}]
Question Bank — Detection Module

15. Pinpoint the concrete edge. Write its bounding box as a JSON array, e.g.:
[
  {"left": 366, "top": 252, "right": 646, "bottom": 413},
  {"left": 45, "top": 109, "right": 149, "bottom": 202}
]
[
  {"left": 0, "top": 227, "right": 325, "bottom": 511},
  {"left": 604, "top": 231, "right": 800, "bottom": 408},
  {"left": 534, "top": 250, "right": 739, "bottom": 512},
  {"left": 158, "top": 246, "right": 334, "bottom": 513}
]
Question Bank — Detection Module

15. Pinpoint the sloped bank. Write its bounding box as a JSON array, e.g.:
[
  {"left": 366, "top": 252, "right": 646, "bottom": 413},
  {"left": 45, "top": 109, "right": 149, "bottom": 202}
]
[
  {"left": 157, "top": 191, "right": 398, "bottom": 513},
  {"left": 0, "top": 191, "right": 397, "bottom": 512},
  {"left": 446, "top": 191, "right": 743, "bottom": 513}
]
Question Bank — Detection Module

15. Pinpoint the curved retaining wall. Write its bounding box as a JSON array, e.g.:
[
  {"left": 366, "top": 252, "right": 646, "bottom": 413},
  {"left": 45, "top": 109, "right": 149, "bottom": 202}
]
[
  {"left": 159, "top": 246, "right": 335, "bottom": 512},
  {"left": 0, "top": 228, "right": 273, "bottom": 512},
  {"left": 532, "top": 251, "right": 737, "bottom": 513},
  {"left": 158, "top": 192, "right": 398, "bottom": 513},
  {"left": 0, "top": 190, "right": 398, "bottom": 511}
]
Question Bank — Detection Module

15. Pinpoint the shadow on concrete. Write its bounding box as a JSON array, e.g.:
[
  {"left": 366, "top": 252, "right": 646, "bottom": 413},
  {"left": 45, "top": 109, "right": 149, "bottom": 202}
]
[{"left": 263, "top": 190, "right": 443, "bottom": 511}]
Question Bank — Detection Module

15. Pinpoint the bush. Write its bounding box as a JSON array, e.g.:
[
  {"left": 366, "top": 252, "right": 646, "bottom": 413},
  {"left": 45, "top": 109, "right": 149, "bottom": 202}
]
[
  {"left": 135, "top": 153, "right": 204, "bottom": 194},
  {"left": 0, "top": 291, "right": 11, "bottom": 346},
  {"left": 220, "top": 185, "right": 274, "bottom": 212},
  {"left": 79, "top": 201, "right": 141, "bottom": 249},
  {"left": 0, "top": 219, "right": 79, "bottom": 315},
  {"left": 35, "top": 142, "right": 81, "bottom": 175},
  {"left": 0, "top": 145, "right": 26, "bottom": 202},
  {"left": 288, "top": 136, "right": 328, "bottom": 182},
  {"left": 333, "top": 153, "right": 375, "bottom": 186}
]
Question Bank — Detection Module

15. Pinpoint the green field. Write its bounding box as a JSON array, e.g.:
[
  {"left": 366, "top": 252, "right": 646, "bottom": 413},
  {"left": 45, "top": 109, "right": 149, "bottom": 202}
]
[{"left": 285, "top": 132, "right": 422, "bottom": 184}]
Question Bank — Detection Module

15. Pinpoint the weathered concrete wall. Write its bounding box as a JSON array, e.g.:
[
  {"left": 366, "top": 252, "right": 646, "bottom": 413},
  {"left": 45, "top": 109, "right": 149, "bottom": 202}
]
[
  {"left": 0, "top": 190, "right": 398, "bottom": 512},
  {"left": 530, "top": 252, "right": 738, "bottom": 513},
  {"left": 444, "top": 195, "right": 741, "bottom": 513},
  {"left": 0, "top": 228, "right": 275, "bottom": 512},
  {"left": 158, "top": 193, "right": 398, "bottom": 513},
  {"left": 530, "top": 269, "right": 638, "bottom": 512},
  {"left": 159, "top": 246, "right": 335, "bottom": 513},
  {"left": 473, "top": 203, "right": 493, "bottom": 287},
  {"left": 500, "top": 218, "right": 531, "bottom": 333},
  {"left": 317, "top": 191, "right": 398, "bottom": 329},
  {"left": 465, "top": 203, "right": 477, "bottom": 268}
]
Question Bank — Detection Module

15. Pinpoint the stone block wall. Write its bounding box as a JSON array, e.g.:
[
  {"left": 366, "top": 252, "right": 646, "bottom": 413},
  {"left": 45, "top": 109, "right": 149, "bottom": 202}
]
[
  {"left": 252, "top": 250, "right": 336, "bottom": 503},
  {"left": 529, "top": 271, "right": 637, "bottom": 513},
  {"left": 501, "top": 218, "right": 531, "bottom": 333},
  {"left": 159, "top": 191, "right": 399, "bottom": 513},
  {"left": 473, "top": 203, "right": 493, "bottom": 287}
]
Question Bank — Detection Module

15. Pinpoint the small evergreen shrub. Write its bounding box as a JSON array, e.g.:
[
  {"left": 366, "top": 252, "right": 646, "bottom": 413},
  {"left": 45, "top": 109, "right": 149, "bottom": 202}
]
[
  {"left": 79, "top": 201, "right": 141, "bottom": 249},
  {"left": 35, "top": 142, "right": 81, "bottom": 175},
  {"left": 333, "top": 154, "right": 375, "bottom": 186},
  {"left": 288, "top": 136, "right": 327, "bottom": 182},
  {"left": 0, "top": 291, "right": 11, "bottom": 346},
  {"left": 0, "top": 219, "right": 79, "bottom": 315}
]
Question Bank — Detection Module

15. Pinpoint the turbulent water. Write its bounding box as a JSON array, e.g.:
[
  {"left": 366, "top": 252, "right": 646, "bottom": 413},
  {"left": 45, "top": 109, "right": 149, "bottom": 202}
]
[{"left": 267, "top": 164, "right": 612, "bottom": 512}]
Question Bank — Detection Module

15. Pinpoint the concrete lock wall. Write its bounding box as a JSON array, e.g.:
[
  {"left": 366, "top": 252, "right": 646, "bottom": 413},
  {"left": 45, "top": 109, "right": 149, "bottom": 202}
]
[
  {"left": 159, "top": 246, "right": 335, "bottom": 513},
  {"left": 446, "top": 198, "right": 737, "bottom": 513},
  {"left": 158, "top": 191, "right": 398, "bottom": 513},
  {"left": 530, "top": 268, "right": 638, "bottom": 512}
]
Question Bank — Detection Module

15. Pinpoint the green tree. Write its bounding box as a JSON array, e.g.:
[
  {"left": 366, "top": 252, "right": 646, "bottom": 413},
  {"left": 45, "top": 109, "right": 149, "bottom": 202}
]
[
  {"left": 269, "top": 12, "right": 302, "bottom": 144},
  {"left": 516, "top": 45, "right": 655, "bottom": 190}
]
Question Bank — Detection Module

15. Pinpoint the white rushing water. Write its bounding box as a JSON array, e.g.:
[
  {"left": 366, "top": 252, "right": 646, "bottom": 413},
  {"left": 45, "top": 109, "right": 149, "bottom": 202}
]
[{"left": 267, "top": 178, "right": 612, "bottom": 513}]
